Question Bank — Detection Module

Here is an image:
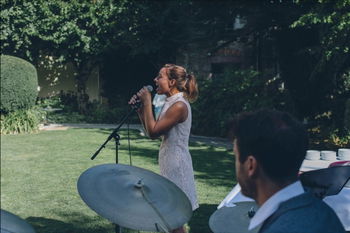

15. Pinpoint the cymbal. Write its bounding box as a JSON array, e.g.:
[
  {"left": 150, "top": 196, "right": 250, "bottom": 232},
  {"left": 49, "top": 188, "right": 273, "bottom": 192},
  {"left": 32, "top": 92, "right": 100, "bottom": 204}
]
[
  {"left": 300, "top": 166, "right": 350, "bottom": 198},
  {"left": 1, "top": 209, "right": 36, "bottom": 233},
  {"left": 209, "top": 202, "right": 259, "bottom": 233},
  {"left": 77, "top": 163, "right": 192, "bottom": 232}
]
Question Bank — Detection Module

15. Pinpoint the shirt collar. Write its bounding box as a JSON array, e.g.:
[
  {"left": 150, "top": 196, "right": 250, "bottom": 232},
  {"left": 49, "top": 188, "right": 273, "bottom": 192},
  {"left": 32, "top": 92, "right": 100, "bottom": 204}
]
[
  {"left": 166, "top": 92, "right": 183, "bottom": 102},
  {"left": 248, "top": 180, "right": 305, "bottom": 230}
]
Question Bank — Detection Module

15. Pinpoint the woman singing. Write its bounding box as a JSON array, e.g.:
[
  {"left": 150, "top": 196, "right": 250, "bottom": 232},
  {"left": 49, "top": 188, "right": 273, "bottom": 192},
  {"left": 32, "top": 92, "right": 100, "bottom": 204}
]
[{"left": 129, "top": 64, "right": 199, "bottom": 233}]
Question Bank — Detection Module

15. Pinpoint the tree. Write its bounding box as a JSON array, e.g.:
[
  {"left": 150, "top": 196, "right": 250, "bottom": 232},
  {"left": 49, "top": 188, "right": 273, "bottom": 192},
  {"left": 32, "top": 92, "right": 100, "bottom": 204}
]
[
  {"left": 190, "top": 0, "right": 349, "bottom": 126},
  {"left": 287, "top": 0, "right": 350, "bottom": 127},
  {"left": 1, "top": 0, "right": 128, "bottom": 112},
  {"left": 2, "top": 0, "right": 348, "bottom": 126},
  {"left": 116, "top": 0, "right": 195, "bottom": 65}
]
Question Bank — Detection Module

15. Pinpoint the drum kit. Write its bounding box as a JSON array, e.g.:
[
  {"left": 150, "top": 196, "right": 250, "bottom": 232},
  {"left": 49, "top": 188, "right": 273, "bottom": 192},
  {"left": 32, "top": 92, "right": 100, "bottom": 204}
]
[
  {"left": 2, "top": 164, "right": 349, "bottom": 233},
  {"left": 75, "top": 163, "right": 262, "bottom": 233},
  {"left": 76, "top": 108, "right": 261, "bottom": 232},
  {"left": 77, "top": 163, "right": 192, "bottom": 232},
  {"left": 80, "top": 107, "right": 194, "bottom": 233},
  {"left": 76, "top": 163, "right": 260, "bottom": 233}
]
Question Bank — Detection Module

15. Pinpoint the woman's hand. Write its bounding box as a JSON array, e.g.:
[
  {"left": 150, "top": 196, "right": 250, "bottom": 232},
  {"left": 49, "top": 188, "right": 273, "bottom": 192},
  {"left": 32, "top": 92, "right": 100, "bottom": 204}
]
[
  {"left": 128, "top": 86, "right": 152, "bottom": 111},
  {"left": 128, "top": 94, "right": 139, "bottom": 106},
  {"left": 136, "top": 86, "right": 152, "bottom": 107}
]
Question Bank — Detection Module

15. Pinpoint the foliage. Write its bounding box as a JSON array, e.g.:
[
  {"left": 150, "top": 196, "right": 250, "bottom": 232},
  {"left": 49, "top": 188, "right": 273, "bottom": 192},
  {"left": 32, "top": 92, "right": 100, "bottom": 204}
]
[
  {"left": 118, "top": 1, "right": 195, "bottom": 63},
  {"left": 284, "top": 0, "right": 350, "bottom": 126},
  {"left": 309, "top": 126, "right": 350, "bottom": 149},
  {"left": 1, "top": 0, "right": 129, "bottom": 112},
  {"left": 0, "top": 107, "right": 46, "bottom": 134},
  {"left": 37, "top": 93, "right": 136, "bottom": 124},
  {"left": 1, "top": 0, "right": 349, "bottom": 132},
  {"left": 37, "top": 96, "right": 65, "bottom": 110},
  {"left": 345, "top": 98, "right": 350, "bottom": 130},
  {"left": 188, "top": 0, "right": 349, "bottom": 136},
  {"left": 0, "top": 55, "right": 38, "bottom": 113},
  {"left": 1, "top": 0, "right": 126, "bottom": 63},
  {"left": 192, "top": 68, "right": 293, "bottom": 137},
  {"left": 329, "top": 129, "right": 350, "bottom": 148},
  {"left": 38, "top": 91, "right": 89, "bottom": 113},
  {"left": 45, "top": 111, "right": 86, "bottom": 124},
  {"left": 85, "top": 102, "right": 135, "bottom": 124},
  {"left": 292, "top": 0, "right": 350, "bottom": 64}
]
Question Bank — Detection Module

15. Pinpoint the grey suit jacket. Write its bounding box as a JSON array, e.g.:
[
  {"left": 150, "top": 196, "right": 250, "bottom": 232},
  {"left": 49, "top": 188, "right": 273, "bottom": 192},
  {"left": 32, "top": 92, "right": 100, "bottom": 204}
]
[{"left": 258, "top": 192, "right": 345, "bottom": 233}]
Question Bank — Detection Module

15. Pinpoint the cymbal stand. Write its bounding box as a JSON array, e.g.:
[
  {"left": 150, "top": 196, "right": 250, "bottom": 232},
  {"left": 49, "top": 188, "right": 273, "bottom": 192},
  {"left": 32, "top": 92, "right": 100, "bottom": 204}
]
[
  {"left": 156, "top": 223, "right": 170, "bottom": 233},
  {"left": 90, "top": 107, "right": 136, "bottom": 233},
  {"left": 136, "top": 180, "right": 171, "bottom": 233}
]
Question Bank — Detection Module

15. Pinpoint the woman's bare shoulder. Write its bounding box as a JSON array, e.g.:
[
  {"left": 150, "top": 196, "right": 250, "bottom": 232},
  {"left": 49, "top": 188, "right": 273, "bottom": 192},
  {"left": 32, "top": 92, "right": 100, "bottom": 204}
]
[{"left": 166, "top": 101, "right": 188, "bottom": 122}]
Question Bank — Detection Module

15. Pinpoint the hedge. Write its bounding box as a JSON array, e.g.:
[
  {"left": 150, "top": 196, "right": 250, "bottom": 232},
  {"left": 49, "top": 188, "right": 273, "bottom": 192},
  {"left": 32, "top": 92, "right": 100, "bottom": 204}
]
[{"left": 0, "top": 55, "right": 38, "bottom": 113}]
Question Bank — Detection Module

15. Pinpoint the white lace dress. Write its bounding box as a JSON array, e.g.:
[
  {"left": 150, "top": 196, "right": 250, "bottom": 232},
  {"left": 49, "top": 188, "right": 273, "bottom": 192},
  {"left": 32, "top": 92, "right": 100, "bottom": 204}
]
[{"left": 158, "top": 92, "right": 199, "bottom": 210}]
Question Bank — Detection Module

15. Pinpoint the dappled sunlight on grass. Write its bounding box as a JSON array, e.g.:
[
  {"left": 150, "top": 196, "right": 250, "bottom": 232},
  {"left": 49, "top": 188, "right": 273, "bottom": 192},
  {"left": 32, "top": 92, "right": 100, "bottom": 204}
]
[{"left": 1, "top": 128, "right": 236, "bottom": 233}]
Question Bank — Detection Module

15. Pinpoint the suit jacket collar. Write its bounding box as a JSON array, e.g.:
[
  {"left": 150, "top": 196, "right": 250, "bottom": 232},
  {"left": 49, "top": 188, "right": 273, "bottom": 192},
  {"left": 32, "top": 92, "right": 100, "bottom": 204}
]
[{"left": 259, "top": 192, "right": 314, "bottom": 232}]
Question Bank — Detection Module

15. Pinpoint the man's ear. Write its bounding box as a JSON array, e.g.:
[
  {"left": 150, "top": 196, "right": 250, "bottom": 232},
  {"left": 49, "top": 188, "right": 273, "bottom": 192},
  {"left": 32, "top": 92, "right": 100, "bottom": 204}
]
[{"left": 246, "top": 155, "right": 258, "bottom": 178}]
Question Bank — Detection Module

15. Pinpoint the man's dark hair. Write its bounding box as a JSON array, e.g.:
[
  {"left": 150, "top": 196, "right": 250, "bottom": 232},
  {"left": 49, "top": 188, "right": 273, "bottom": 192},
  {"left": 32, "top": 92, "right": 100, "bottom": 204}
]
[{"left": 232, "top": 109, "right": 308, "bottom": 183}]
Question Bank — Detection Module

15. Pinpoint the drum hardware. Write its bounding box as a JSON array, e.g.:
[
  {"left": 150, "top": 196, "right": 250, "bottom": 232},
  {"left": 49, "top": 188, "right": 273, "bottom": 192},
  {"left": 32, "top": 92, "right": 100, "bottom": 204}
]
[
  {"left": 1, "top": 209, "right": 36, "bottom": 233},
  {"left": 300, "top": 166, "right": 350, "bottom": 199},
  {"left": 89, "top": 101, "right": 141, "bottom": 233},
  {"left": 209, "top": 201, "right": 259, "bottom": 233},
  {"left": 248, "top": 206, "right": 256, "bottom": 218},
  {"left": 77, "top": 163, "right": 192, "bottom": 232}
]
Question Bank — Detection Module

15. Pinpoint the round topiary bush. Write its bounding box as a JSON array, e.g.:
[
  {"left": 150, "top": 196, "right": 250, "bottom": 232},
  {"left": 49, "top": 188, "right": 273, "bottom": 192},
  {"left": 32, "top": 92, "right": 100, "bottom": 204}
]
[{"left": 1, "top": 55, "right": 38, "bottom": 113}]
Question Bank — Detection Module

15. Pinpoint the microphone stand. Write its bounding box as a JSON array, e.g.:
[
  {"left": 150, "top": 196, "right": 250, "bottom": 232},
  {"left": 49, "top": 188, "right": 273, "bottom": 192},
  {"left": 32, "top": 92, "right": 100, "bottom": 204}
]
[
  {"left": 90, "top": 106, "right": 137, "bottom": 233},
  {"left": 91, "top": 107, "right": 136, "bottom": 162}
]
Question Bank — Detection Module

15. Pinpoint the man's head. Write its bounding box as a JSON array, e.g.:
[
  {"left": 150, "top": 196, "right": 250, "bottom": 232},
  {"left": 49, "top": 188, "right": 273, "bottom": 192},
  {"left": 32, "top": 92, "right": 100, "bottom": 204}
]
[{"left": 232, "top": 109, "right": 308, "bottom": 198}]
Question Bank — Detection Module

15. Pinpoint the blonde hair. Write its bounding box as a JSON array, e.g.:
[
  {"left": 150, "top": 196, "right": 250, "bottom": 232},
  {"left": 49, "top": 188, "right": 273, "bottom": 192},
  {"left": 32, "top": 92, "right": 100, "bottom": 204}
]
[{"left": 163, "top": 64, "right": 198, "bottom": 102}]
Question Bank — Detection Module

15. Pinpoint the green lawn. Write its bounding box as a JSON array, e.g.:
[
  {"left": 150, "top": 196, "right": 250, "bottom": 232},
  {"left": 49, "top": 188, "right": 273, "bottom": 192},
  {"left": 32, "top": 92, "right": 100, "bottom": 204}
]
[{"left": 1, "top": 128, "right": 236, "bottom": 233}]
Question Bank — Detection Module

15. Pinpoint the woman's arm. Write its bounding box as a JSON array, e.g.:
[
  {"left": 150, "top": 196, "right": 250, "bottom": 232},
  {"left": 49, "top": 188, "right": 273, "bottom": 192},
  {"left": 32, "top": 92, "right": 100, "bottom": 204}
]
[
  {"left": 130, "top": 87, "right": 188, "bottom": 139},
  {"left": 141, "top": 100, "right": 188, "bottom": 139},
  {"left": 128, "top": 93, "right": 149, "bottom": 135},
  {"left": 137, "top": 108, "right": 149, "bottom": 136}
]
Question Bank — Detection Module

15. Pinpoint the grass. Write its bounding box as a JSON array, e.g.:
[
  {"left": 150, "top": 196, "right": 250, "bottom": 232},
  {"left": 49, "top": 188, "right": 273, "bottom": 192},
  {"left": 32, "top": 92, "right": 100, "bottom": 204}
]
[{"left": 1, "top": 128, "right": 236, "bottom": 233}]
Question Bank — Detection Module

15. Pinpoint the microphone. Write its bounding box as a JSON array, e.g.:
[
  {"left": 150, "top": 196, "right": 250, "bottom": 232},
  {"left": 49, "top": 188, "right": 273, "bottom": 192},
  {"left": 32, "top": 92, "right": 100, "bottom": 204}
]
[
  {"left": 144, "top": 85, "right": 154, "bottom": 93},
  {"left": 131, "top": 85, "right": 153, "bottom": 109}
]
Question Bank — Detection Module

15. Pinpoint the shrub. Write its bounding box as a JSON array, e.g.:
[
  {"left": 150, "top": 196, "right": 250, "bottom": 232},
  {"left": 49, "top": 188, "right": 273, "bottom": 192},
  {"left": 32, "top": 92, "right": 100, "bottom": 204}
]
[
  {"left": 45, "top": 111, "right": 86, "bottom": 124},
  {"left": 59, "top": 91, "right": 79, "bottom": 112},
  {"left": 308, "top": 126, "right": 350, "bottom": 150},
  {"left": 0, "top": 55, "right": 38, "bottom": 113},
  {"left": 37, "top": 93, "right": 134, "bottom": 124},
  {"left": 192, "top": 68, "right": 293, "bottom": 137},
  {"left": 1, "top": 107, "right": 46, "bottom": 134},
  {"left": 37, "top": 96, "right": 64, "bottom": 110},
  {"left": 85, "top": 101, "right": 136, "bottom": 124},
  {"left": 330, "top": 129, "right": 350, "bottom": 148}
]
